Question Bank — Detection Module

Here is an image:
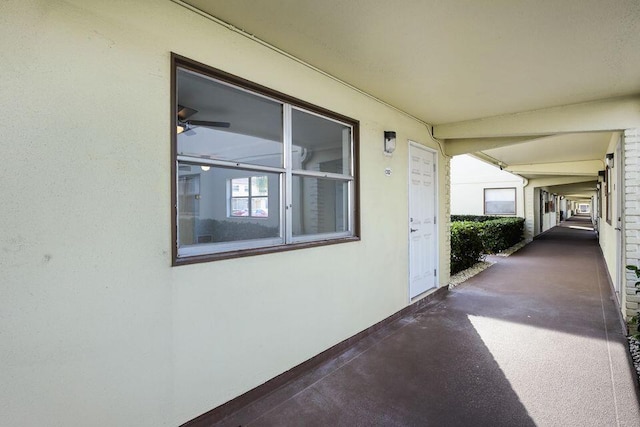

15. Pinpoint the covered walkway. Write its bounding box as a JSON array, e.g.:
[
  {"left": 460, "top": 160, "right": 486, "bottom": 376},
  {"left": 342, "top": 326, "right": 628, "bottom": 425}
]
[{"left": 211, "top": 216, "right": 640, "bottom": 426}]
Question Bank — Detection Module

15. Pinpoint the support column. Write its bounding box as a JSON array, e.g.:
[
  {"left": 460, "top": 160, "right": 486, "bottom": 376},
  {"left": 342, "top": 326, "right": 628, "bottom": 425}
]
[
  {"left": 523, "top": 185, "right": 536, "bottom": 239},
  {"left": 624, "top": 128, "right": 640, "bottom": 318},
  {"left": 444, "top": 156, "right": 451, "bottom": 283}
]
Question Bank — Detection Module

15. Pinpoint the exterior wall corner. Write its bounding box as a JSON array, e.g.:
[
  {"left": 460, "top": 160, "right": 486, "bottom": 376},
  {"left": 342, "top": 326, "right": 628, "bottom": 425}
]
[{"left": 624, "top": 128, "right": 640, "bottom": 319}]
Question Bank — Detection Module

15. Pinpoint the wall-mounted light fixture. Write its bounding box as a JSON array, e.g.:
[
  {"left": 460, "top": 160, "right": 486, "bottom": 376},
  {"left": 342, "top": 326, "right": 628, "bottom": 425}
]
[
  {"left": 605, "top": 153, "right": 614, "bottom": 168},
  {"left": 598, "top": 170, "right": 605, "bottom": 182},
  {"left": 384, "top": 131, "right": 396, "bottom": 155}
]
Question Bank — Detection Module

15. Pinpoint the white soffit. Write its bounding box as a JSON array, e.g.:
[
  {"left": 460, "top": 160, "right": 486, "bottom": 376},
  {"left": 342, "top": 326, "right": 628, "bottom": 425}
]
[{"left": 181, "top": 0, "right": 640, "bottom": 125}]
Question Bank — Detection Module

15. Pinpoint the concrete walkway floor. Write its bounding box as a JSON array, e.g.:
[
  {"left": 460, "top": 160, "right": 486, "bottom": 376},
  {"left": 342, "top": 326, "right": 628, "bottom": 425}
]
[{"left": 217, "top": 215, "right": 640, "bottom": 426}]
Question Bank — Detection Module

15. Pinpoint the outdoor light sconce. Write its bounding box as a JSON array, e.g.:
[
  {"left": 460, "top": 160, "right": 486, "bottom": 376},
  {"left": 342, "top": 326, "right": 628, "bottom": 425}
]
[
  {"left": 598, "top": 170, "right": 605, "bottom": 182},
  {"left": 605, "top": 153, "right": 614, "bottom": 168},
  {"left": 384, "top": 131, "right": 396, "bottom": 155}
]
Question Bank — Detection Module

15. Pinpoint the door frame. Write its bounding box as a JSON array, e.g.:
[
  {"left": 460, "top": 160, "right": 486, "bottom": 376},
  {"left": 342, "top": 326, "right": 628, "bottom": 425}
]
[
  {"left": 615, "top": 136, "right": 623, "bottom": 301},
  {"left": 407, "top": 140, "right": 439, "bottom": 302}
]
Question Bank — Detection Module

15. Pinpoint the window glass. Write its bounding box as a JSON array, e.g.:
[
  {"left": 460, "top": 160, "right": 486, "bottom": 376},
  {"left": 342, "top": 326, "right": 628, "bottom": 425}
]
[
  {"left": 174, "top": 59, "right": 357, "bottom": 261},
  {"left": 177, "top": 163, "right": 280, "bottom": 246},
  {"left": 292, "top": 108, "right": 351, "bottom": 175},
  {"left": 177, "top": 69, "right": 283, "bottom": 168},
  {"left": 484, "top": 188, "right": 516, "bottom": 215},
  {"left": 292, "top": 175, "right": 349, "bottom": 236}
]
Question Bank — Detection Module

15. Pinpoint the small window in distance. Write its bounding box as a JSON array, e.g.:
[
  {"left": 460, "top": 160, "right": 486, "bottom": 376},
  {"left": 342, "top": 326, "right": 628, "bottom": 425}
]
[
  {"left": 230, "top": 176, "right": 269, "bottom": 218},
  {"left": 484, "top": 188, "right": 516, "bottom": 215}
]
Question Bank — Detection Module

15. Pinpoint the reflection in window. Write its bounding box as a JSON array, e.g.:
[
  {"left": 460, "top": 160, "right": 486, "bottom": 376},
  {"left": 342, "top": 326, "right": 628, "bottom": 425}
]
[
  {"left": 174, "top": 58, "right": 357, "bottom": 260},
  {"left": 292, "top": 108, "right": 351, "bottom": 175},
  {"left": 177, "top": 165, "right": 280, "bottom": 247},
  {"left": 177, "top": 68, "right": 283, "bottom": 168},
  {"left": 230, "top": 176, "right": 269, "bottom": 217},
  {"left": 292, "top": 176, "right": 348, "bottom": 236}
]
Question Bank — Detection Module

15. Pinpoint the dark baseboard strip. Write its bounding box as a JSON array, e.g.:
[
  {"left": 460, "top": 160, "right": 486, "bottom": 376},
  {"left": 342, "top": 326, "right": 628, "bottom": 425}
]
[
  {"left": 596, "top": 245, "right": 629, "bottom": 335},
  {"left": 182, "top": 286, "right": 448, "bottom": 426}
]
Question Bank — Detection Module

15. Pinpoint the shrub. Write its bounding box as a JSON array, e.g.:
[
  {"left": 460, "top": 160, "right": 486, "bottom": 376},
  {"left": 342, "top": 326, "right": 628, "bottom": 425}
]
[
  {"left": 450, "top": 221, "right": 485, "bottom": 274},
  {"left": 197, "top": 219, "right": 279, "bottom": 243},
  {"left": 451, "top": 214, "right": 505, "bottom": 223},
  {"left": 450, "top": 216, "right": 525, "bottom": 275},
  {"left": 478, "top": 217, "right": 524, "bottom": 254},
  {"left": 627, "top": 264, "right": 640, "bottom": 336}
]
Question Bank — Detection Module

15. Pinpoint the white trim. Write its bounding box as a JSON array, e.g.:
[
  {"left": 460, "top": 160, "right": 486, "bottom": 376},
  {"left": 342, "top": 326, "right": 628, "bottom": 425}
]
[
  {"left": 284, "top": 104, "right": 293, "bottom": 244},
  {"left": 177, "top": 156, "right": 286, "bottom": 174},
  {"left": 178, "top": 237, "right": 284, "bottom": 257},
  {"left": 291, "top": 231, "right": 353, "bottom": 244},
  {"left": 291, "top": 170, "right": 354, "bottom": 181}
]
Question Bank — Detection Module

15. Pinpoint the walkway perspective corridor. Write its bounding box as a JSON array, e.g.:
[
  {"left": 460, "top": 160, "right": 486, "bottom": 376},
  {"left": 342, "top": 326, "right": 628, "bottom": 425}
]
[{"left": 208, "top": 216, "right": 640, "bottom": 426}]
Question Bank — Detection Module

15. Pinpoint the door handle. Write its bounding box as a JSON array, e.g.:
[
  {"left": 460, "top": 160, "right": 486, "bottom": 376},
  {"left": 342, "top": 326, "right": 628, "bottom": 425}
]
[{"left": 410, "top": 228, "right": 418, "bottom": 233}]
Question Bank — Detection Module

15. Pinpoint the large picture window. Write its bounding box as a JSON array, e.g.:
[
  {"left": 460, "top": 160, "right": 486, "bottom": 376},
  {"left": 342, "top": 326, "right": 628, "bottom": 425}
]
[
  {"left": 172, "top": 55, "right": 359, "bottom": 263},
  {"left": 484, "top": 188, "right": 516, "bottom": 215}
]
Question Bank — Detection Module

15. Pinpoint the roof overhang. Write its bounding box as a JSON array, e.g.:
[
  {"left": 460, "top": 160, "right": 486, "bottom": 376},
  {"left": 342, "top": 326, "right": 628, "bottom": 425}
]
[{"left": 178, "top": 1, "right": 640, "bottom": 197}]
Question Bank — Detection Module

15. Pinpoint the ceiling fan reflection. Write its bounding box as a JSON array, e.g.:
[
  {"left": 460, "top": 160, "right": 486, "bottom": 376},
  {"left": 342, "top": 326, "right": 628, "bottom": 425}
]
[{"left": 177, "top": 105, "right": 230, "bottom": 134}]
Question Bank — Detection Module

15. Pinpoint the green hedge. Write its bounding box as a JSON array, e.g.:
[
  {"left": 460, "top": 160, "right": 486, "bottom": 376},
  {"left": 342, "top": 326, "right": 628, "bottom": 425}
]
[
  {"left": 478, "top": 217, "right": 524, "bottom": 254},
  {"left": 197, "top": 219, "right": 278, "bottom": 243},
  {"left": 450, "top": 217, "right": 524, "bottom": 275},
  {"left": 451, "top": 214, "right": 509, "bottom": 223},
  {"left": 450, "top": 221, "right": 485, "bottom": 274}
]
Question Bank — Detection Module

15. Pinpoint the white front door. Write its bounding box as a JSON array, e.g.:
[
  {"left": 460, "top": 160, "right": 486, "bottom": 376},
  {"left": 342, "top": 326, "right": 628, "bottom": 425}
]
[{"left": 409, "top": 142, "right": 437, "bottom": 299}]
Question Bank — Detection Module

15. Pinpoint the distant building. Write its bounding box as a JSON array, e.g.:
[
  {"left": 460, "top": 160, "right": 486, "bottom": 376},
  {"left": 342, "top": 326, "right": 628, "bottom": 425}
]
[{"left": 450, "top": 155, "right": 525, "bottom": 217}]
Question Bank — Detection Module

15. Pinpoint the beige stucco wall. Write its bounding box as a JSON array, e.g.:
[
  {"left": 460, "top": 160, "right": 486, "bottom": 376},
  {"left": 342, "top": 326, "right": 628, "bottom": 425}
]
[
  {"left": 450, "top": 154, "right": 525, "bottom": 217},
  {"left": 0, "top": 1, "right": 450, "bottom": 425},
  {"left": 598, "top": 133, "right": 623, "bottom": 304}
]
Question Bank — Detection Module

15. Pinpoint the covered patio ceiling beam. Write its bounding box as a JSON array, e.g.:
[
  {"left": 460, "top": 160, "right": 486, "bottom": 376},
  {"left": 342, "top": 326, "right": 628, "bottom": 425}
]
[
  {"left": 527, "top": 175, "right": 596, "bottom": 187},
  {"left": 547, "top": 183, "right": 599, "bottom": 193},
  {"left": 434, "top": 95, "right": 640, "bottom": 139},
  {"left": 506, "top": 160, "right": 603, "bottom": 176}
]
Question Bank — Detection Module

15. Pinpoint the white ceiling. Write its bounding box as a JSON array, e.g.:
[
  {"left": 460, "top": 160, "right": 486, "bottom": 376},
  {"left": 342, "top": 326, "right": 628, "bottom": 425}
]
[
  {"left": 180, "top": 0, "right": 640, "bottom": 197},
  {"left": 183, "top": 0, "right": 640, "bottom": 125}
]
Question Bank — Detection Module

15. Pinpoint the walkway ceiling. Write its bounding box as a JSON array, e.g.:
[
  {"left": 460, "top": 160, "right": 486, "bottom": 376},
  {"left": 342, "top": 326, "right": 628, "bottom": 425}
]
[{"left": 181, "top": 0, "right": 640, "bottom": 197}]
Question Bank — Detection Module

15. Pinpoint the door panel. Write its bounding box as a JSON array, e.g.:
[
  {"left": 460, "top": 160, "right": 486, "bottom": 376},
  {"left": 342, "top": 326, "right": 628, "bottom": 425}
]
[{"left": 409, "top": 143, "right": 437, "bottom": 299}]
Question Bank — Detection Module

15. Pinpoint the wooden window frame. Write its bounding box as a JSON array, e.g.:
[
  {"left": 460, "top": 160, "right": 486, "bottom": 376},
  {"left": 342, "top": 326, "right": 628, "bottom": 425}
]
[{"left": 171, "top": 54, "right": 360, "bottom": 266}]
